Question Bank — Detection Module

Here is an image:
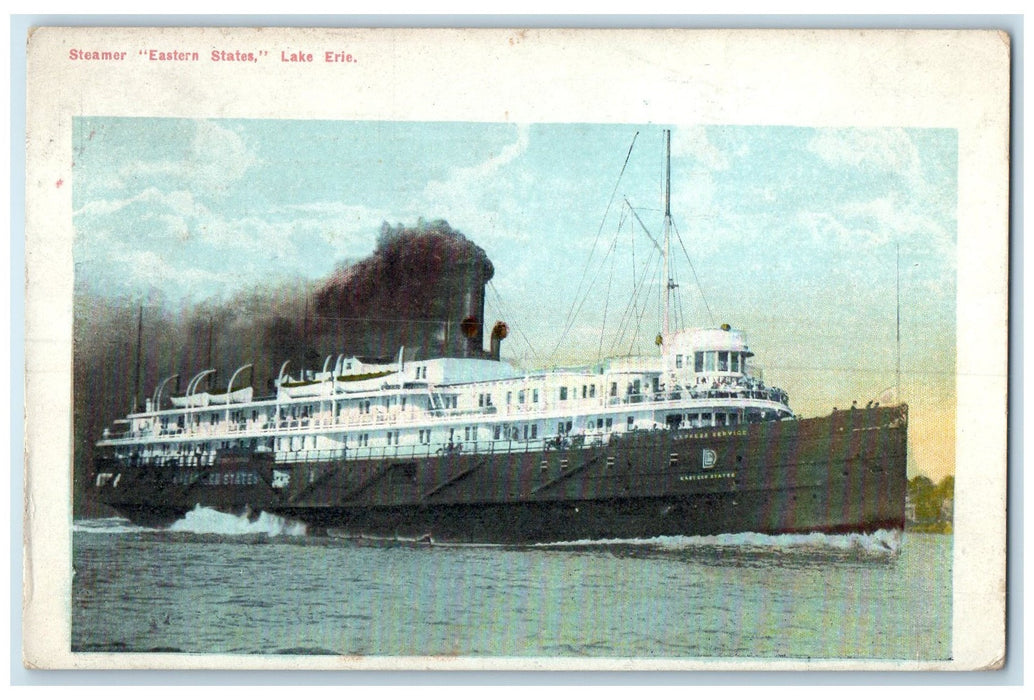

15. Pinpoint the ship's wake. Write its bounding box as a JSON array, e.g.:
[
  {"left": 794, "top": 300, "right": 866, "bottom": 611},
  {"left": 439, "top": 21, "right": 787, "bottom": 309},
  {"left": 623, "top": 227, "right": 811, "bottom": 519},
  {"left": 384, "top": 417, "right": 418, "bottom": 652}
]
[
  {"left": 167, "top": 505, "right": 308, "bottom": 537},
  {"left": 74, "top": 512, "right": 902, "bottom": 558},
  {"left": 72, "top": 517, "right": 152, "bottom": 535},
  {"left": 74, "top": 506, "right": 308, "bottom": 538},
  {"left": 531, "top": 529, "right": 903, "bottom": 561}
]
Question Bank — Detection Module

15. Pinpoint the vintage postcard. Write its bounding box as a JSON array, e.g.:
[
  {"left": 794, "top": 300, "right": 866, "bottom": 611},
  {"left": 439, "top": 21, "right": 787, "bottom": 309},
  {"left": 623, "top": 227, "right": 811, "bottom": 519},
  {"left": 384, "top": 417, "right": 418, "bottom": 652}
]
[{"left": 23, "top": 26, "right": 1009, "bottom": 670}]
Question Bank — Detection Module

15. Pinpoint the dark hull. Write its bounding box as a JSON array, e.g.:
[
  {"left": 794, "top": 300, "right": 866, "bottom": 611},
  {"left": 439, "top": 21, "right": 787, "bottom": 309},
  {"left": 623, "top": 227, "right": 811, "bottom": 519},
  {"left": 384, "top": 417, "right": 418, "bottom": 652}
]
[{"left": 92, "top": 405, "right": 908, "bottom": 544}]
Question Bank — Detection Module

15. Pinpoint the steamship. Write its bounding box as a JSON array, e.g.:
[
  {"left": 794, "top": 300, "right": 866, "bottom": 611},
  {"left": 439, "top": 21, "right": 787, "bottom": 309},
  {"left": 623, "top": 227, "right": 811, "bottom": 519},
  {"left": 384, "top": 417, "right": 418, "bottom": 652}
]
[{"left": 91, "top": 132, "right": 908, "bottom": 543}]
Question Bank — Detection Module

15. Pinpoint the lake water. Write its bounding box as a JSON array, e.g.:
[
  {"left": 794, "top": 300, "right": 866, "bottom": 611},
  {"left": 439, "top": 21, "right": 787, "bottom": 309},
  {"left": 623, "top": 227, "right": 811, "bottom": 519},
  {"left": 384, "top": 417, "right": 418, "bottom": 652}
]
[{"left": 71, "top": 508, "right": 952, "bottom": 660}]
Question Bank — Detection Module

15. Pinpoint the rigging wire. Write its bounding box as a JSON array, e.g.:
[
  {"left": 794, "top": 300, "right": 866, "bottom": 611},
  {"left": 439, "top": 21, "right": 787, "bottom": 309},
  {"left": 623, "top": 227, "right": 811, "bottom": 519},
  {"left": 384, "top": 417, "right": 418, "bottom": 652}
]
[
  {"left": 311, "top": 313, "right": 485, "bottom": 326},
  {"left": 624, "top": 200, "right": 665, "bottom": 257},
  {"left": 607, "top": 220, "right": 662, "bottom": 357},
  {"left": 607, "top": 208, "right": 639, "bottom": 356},
  {"left": 655, "top": 252, "right": 663, "bottom": 337},
  {"left": 547, "top": 132, "right": 640, "bottom": 364},
  {"left": 596, "top": 207, "right": 627, "bottom": 363},
  {"left": 626, "top": 250, "right": 662, "bottom": 357},
  {"left": 672, "top": 265, "right": 686, "bottom": 331},
  {"left": 670, "top": 217, "right": 716, "bottom": 326},
  {"left": 487, "top": 280, "right": 541, "bottom": 365},
  {"left": 623, "top": 201, "right": 687, "bottom": 348}
]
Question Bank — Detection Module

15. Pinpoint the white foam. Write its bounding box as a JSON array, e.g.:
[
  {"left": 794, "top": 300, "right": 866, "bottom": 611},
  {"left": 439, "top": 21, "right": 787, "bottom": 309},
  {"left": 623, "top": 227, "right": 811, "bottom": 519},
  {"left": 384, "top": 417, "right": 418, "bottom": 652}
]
[
  {"left": 166, "top": 505, "right": 308, "bottom": 537},
  {"left": 72, "top": 517, "right": 152, "bottom": 534},
  {"left": 533, "top": 529, "right": 903, "bottom": 555}
]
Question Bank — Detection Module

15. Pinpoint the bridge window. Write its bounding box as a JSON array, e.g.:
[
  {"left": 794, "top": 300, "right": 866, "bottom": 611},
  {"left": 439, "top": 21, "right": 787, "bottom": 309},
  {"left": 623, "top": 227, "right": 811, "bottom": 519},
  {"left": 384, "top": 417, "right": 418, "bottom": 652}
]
[
  {"left": 589, "top": 385, "right": 596, "bottom": 398},
  {"left": 519, "top": 390, "right": 526, "bottom": 403},
  {"left": 695, "top": 352, "right": 704, "bottom": 372},
  {"left": 610, "top": 382, "right": 618, "bottom": 397},
  {"left": 605, "top": 417, "right": 613, "bottom": 431},
  {"left": 705, "top": 352, "right": 716, "bottom": 372},
  {"left": 533, "top": 388, "right": 539, "bottom": 403},
  {"left": 719, "top": 351, "right": 729, "bottom": 371},
  {"left": 731, "top": 353, "right": 740, "bottom": 372},
  {"left": 559, "top": 387, "right": 568, "bottom": 401},
  {"left": 676, "top": 354, "right": 683, "bottom": 369}
]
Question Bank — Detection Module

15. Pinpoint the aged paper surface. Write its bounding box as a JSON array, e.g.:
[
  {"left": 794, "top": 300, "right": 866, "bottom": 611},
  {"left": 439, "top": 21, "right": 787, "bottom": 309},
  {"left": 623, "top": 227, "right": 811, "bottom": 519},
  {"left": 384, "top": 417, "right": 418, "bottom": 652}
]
[{"left": 24, "top": 26, "right": 1009, "bottom": 670}]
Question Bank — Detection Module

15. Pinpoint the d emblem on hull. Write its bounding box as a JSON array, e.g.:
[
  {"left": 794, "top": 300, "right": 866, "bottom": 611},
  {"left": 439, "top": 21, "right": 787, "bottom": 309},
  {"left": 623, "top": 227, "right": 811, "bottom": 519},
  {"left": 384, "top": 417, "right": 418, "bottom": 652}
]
[
  {"left": 702, "top": 449, "right": 717, "bottom": 469},
  {"left": 272, "top": 470, "right": 290, "bottom": 489}
]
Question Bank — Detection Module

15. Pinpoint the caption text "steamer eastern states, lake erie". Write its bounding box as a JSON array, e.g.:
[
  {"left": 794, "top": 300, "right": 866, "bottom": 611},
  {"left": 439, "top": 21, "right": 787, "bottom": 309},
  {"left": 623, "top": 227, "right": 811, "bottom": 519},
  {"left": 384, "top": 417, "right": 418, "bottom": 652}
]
[{"left": 67, "top": 48, "right": 358, "bottom": 64}]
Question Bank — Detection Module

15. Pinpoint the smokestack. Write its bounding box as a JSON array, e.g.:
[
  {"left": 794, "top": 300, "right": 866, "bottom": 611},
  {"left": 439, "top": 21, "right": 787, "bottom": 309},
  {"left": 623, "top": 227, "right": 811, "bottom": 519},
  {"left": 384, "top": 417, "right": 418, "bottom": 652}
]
[
  {"left": 314, "top": 219, "right": 494, "bottom": 360},
  {"left": 461, "top": 315, "right": 482, "bottom": 358}
]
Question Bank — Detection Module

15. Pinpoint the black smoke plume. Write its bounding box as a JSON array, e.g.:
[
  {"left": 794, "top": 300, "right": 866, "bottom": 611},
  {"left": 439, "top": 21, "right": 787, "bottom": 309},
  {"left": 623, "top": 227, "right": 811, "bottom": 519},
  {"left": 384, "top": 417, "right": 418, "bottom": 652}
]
[
  {"left": 73, "top": 219, "right": 495, "bottom": 517},
  {"left": 314, "top": 219, "right": 494, "bottom": 360}
]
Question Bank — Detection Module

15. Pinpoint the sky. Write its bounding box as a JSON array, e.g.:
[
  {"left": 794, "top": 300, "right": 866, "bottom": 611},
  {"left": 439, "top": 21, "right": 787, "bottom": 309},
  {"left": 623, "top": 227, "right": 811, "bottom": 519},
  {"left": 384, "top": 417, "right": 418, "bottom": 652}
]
[{"left": 72, "top": 119, "right": 957, "bottom": 479}]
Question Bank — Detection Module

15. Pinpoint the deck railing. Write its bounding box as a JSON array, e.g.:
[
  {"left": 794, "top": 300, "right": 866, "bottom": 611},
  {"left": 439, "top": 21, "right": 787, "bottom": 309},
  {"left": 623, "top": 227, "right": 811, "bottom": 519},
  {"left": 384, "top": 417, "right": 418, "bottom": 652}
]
[
  {"left": 102, "top": 432, "right": 620, "bottom": 469},
  {"left": 104, "top": 387, "right": 790, "bottom": 445}
]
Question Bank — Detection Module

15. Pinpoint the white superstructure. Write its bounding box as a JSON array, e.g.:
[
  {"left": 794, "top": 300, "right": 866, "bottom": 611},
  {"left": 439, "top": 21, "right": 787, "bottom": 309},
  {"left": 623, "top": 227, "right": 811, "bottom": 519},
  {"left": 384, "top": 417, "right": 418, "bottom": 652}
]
[{"left": 98, "top": 324, "right": 793, "bottom": 469}]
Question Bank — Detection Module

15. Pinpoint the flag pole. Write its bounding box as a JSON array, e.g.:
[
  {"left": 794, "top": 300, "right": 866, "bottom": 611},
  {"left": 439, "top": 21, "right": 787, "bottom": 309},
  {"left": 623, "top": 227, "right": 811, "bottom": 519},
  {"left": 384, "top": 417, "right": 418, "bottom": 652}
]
[{"left": 896, "top": 243, "right": 901, "bottom": 403}]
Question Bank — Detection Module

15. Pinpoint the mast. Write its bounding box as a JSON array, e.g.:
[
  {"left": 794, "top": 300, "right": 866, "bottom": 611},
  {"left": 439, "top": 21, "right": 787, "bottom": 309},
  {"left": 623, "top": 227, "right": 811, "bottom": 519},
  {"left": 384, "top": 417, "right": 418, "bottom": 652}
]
[
  {"left": 206, "top": 315, "right": 214, "bottom": 391},
  {"left": 662, "top": 129, "right": 672, "bottom": 338},
  {"left": 132, "top": 304, "right": 142, "bottom": 412},
  {"left": 896, "top": 243, "right": 901, "bottom": 402}
]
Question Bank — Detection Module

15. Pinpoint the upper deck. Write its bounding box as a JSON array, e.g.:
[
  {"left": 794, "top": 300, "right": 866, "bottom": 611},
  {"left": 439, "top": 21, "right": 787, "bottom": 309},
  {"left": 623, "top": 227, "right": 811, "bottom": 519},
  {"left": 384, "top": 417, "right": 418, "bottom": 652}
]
[{"left": 98, "top": 328, "right": 792, "bottom": 454}]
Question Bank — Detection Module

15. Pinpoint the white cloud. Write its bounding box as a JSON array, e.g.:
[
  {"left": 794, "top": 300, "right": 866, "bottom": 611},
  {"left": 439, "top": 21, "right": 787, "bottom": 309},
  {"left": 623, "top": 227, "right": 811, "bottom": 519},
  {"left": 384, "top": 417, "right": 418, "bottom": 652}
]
[
  {"left": 191, "top": 120, "right": 258, "bottom": 180},
  {"left": 809, "top": 195, "right": 954, "bottom": 257},
  {"left": 422, "top": 125, "right": 529, "bottom": 203},
  {"left": 413, "top": 126, "right": 532, "bottom": 247},
  {"left": 73, "top": 186, "right": 162, "bottom": 218},
  {"left": 114, "top": 120, "right": 260, "bottom": 194},
  {"left": 671, "top": 125, "right": 729, "bottom": 172},
  {"left": 806, "top": 128, "right": 923, "bottom": 187}
]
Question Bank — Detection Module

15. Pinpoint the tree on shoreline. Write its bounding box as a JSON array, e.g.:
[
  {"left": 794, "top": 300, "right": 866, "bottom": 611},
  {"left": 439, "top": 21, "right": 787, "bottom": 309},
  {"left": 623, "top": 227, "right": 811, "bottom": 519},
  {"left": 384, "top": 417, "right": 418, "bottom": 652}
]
[{"left": 907, "top": 474, "right": 954, "bottom": 530}]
